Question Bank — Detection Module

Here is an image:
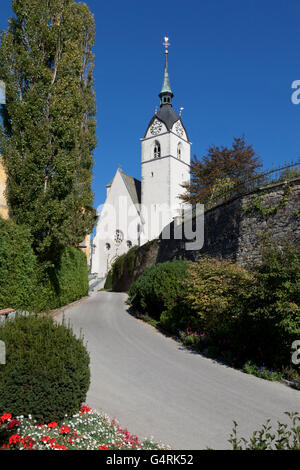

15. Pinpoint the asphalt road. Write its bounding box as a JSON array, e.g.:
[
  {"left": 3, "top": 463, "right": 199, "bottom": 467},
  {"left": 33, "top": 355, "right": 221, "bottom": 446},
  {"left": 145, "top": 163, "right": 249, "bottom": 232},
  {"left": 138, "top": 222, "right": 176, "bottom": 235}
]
[{"left": 55, "top": 292, "right": 300, "bottom": 450}]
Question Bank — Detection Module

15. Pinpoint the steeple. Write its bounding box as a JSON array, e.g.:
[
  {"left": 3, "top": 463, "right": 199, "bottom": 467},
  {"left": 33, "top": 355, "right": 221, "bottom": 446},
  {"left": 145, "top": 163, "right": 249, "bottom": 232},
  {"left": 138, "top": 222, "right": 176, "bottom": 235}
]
[{"left": 159, "top": 37, "right": 174, "bottom": 107}]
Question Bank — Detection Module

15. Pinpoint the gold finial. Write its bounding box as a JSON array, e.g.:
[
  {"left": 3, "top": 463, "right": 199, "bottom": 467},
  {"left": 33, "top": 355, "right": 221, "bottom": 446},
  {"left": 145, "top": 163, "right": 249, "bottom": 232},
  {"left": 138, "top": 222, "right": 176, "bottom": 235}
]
[{"left": 163, "top": 36, "right": 170, "bottom": 54}]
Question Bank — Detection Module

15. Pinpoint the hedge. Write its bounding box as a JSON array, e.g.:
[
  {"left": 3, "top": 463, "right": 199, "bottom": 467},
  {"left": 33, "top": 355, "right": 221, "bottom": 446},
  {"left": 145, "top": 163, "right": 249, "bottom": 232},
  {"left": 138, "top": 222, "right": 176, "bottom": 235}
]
[
  {"left": 0, "top": 217, "right": 89, "bottom": 312},
  {"left": 0, "top": 314, "right": 90, "bottom": 423},
  {"left": 0, "top": 218, "right": 38, "bottom": 311}
]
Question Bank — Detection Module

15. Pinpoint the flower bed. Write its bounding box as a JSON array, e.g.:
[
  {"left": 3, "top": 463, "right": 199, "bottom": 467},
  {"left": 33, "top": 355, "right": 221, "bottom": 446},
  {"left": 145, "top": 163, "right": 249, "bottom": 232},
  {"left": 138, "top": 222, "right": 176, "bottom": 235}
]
[{"left": 0, "top": 405, "right": 168, "bottom": 451}]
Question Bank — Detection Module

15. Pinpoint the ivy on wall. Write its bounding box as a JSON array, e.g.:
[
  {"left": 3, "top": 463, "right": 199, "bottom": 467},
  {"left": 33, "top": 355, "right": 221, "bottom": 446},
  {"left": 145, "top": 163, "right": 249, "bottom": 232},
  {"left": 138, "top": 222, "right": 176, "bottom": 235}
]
[{"left": 244, "top": 185, "right": 293, "bottom": 216}]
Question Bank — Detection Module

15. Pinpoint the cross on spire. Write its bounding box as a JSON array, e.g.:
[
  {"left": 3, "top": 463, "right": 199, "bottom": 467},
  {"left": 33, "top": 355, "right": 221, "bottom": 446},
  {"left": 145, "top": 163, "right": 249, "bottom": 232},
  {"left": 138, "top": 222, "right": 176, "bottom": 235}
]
[
  {"left": 159, "top": 36, "right": 174, "bottom": 106},
  {"left": 163, "top": 36, "right": 170, "bottom": 54}
]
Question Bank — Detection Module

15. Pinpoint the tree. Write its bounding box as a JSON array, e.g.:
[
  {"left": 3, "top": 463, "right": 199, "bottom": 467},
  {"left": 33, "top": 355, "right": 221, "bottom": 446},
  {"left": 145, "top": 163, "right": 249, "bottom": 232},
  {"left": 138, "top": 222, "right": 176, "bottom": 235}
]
[
  {"left": 0, "top": 0, "right": 97, "bottom": 264},
  {"left": 181, "top": 136, "right": 263, "bottom": 205}
]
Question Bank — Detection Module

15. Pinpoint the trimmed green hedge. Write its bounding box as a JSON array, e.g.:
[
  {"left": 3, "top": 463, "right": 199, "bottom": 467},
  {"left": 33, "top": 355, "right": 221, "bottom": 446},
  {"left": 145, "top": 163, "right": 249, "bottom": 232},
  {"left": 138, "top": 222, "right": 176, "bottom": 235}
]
[
  {"left": 0, "top": 217, "right": 89, "bottom": 312},
  {"left": 0, "top": 314, "right": 90, "bottom": 423},
  {"left": 37, "top": 246, "right": 89, "bottom": 311},
  {"left": 0, "top": 218, "right": 38, "bottom": 311}
]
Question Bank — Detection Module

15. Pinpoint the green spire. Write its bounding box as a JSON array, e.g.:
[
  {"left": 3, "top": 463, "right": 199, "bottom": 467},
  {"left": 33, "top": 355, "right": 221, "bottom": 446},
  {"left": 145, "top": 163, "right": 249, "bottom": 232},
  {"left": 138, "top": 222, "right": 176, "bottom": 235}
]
[
  {"left": 159, "top": 38, "right": 174, "bottom": 105},
  {"left": 160, "top": 53, "right": 173, "bottom": 95}
]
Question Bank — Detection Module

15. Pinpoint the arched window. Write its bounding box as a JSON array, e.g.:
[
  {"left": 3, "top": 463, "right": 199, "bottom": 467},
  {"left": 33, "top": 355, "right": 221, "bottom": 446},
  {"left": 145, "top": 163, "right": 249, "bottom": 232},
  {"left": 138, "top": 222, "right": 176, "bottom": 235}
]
[
  {"left": 153, "top": 141, "right": 161, "bottom": 159},
  {"left": 177, "top": 142, "right": 182, "bottom": 160}
]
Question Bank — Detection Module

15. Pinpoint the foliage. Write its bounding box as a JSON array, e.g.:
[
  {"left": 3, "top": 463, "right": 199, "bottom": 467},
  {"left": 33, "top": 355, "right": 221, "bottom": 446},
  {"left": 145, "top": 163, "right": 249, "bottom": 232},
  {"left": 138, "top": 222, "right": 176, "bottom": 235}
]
[
  {"left": 0, "top": 314, "right": 90, "bottom": 423},
  {"left": 36, "top": 246, "right": 89, "bottom": 311},
  {"left": 129, "top": 260, "right": 189, "bottom": 321},
  {"left": 236, "top": 239, "right": 300, "bottom": 367},
  {"left": 0, "top": 406, "right": 169, "bottom": 450},
  {"left": 229, "top": 412, "right": 300, "bottom": 450},
  {"left": 0, "top": 0, "right": 97, "bottom": 264},
  {"left": 110, "top": 242, "right": 156, "bottom": 292},
  {"left": 104, "top": 269, "right": 113, "bottom": 290},
  {"left": 244, "top": 185, "right": 293, "bottom": 215},
  {"left": 182, "top": 257, "right": 254, "bottom": 335},
  {"left": 243, "top": 361, "right": 283, "bottom": 382},
  {"left": 0, "top": 218, "right": 88, "bottom": 312},
  {"left": 0, "top": 217, "right": 38, "bottom": 311},
  {"left": 181, "top": 135, "right": 263, "bottom": 205},
  {"left": 208, "top": 177, "right": 236, "bottom": 206}
]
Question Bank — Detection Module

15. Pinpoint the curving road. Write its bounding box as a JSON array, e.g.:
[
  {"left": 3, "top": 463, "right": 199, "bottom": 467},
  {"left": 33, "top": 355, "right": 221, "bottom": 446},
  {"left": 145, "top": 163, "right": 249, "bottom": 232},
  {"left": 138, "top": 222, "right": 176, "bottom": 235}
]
[{"left": 55, "top": 292, "right": 300, "bottom": 450}]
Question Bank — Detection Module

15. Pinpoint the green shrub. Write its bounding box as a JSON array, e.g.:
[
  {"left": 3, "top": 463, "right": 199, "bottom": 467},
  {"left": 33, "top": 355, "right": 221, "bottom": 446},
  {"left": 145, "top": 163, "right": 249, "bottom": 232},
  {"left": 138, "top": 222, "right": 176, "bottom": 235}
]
[
  {"left": 0, "top": 218, "right": 38, "bottom": 311},
  {"left": 0, "top": 314, "right": 90, "bottom": 423},
  {"left": 182, "top": 257, "right": 254, "bottom": 335},
  {"left": 129, "top": 260, "right": 189, "bottom": 321},
  {"left": 237, "top": 240, "right": 300, "bottom": 367},
  {"left": 104, "top": 270, "right": 113, "bottom": 290},
  {"left": 243, "top": 361, "right": 283, "bottom": 382},
  {"left": 229, "top": 412, "right": 300, "bottom": 450},
  {"left": 35, "top": 246, "right": 89, "bottom": 312},
  {"left": 111, "top": 245, "right": 140, "bottom": 291}
]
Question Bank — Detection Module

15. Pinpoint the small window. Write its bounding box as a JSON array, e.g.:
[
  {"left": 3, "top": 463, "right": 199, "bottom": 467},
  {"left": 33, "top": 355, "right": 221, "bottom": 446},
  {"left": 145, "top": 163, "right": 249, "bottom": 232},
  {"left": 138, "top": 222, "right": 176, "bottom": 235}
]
[
  {"left": 105, "top": 243, "right": 111, "bottom": 251},
  {"left": 177, "top": 142, "right": 182, "bottom": 159},
  {"left": 127, "top": 241, "right": 132, "bottom": 249},
  {"left": 154, "top": 141, "right": 161, "bottom": 159}
]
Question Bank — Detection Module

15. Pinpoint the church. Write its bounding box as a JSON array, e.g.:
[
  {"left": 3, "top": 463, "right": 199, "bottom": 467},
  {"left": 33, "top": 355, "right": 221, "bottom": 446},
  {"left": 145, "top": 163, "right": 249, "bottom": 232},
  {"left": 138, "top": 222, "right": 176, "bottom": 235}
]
[{"left": 91, "top": 39, "right": 192, "bottom": 279}]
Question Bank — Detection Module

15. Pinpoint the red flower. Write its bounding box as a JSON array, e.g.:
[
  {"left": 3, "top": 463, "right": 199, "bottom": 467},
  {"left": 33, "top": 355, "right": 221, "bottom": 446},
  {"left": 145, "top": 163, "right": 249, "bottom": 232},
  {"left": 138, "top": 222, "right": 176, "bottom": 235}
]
[
  {"left": 59, "top": 425, "right": 70, "bottom": 435},
  {"left": 80, "top": 405, "right": 91, "bottom": 415},
  {"left": 55, "top": 443, "right": 68, "bottom": 450},
  {"left": 99, "top": 445, "right": 109, "bottom": 450},
  {"left": 47, "top": 422, "right": 58, "bottom": 428},
  {"left": 7, "top": 420, "right": 21, "bottom": 430},
  {"left": 1, "top": 413, "right": 12, "bottom": 423},
  {"left": 21, "top": 436, "right": 34, "bottom": 450},
  {"left": 9, "top": 434, "right": 21, "bottom": 445}
]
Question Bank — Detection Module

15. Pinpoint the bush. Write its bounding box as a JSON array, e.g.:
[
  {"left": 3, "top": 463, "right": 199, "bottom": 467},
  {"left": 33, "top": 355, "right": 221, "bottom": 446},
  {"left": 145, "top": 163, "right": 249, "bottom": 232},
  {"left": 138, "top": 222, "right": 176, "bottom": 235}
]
[
  {"left": 129, "top": 260, "right": 189, "bottom": 321},
  {"left": 0, "top": 218, "right": 38, "bottom": 311},
  {"left": 236, "top": 240, "right": 300, "bottom": 367},
  {"left": 229, "top": 412, "right": 300, "bottom": 450},
  {"left": 0, "top": 218, "right": 90, "bottom": 312},
  {"left": 104, "top": 269, "right": 113, "bottom": 290},
  {"left": 179, "top": 257, "right": 254, "bottom": 335},
  {"left": 243, "top": 361, "right": 283, "bottom": 382},
  {"left": 0, "top": 314, "right": 90, "bottom": 423},
  {"left": 35, "top": 246, "right": 89, "bottom": 312}
]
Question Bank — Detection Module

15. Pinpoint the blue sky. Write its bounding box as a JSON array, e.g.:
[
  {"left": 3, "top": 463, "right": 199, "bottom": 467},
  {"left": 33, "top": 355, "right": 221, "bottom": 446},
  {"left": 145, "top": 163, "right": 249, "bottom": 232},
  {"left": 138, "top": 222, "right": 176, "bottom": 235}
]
[{"left": 1, "top": 0, "right": 300, "bottom": 211}]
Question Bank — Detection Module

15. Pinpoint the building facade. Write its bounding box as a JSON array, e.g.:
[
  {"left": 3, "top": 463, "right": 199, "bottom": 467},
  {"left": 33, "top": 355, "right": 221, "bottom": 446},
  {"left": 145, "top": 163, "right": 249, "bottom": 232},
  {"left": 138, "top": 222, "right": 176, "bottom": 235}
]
[{"left": 92, "top": 41, "right": 191, "bottom": 278}]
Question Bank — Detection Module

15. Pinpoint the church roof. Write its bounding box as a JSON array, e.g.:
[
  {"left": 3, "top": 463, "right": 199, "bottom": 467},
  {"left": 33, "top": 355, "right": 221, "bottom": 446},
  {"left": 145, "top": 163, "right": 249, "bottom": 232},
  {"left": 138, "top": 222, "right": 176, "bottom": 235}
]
[
  {"left": 119, "top": 170, "right": 141, "bottom": 207},
  {"left": 107, "top": 169, "right": 141, "bottom": 207},
  {"left": 144, "top": 105, "right": 189, "bottom": 141}
]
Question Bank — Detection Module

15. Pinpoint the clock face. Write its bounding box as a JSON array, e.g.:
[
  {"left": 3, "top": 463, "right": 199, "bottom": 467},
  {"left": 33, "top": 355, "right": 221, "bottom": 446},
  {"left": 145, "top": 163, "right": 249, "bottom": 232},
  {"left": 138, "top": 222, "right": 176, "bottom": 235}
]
[
  {"left": 150, "top": 119, "right": 163, "bottom": 135},
  {"left": 175, "top": 121, "right": 184, "bottom": 138}
]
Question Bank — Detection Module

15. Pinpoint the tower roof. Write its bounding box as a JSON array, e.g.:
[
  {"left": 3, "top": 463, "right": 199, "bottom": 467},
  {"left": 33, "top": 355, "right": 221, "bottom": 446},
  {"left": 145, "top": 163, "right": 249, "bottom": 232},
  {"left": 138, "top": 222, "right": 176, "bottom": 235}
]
[
  {"left": 143, "top": 37, "right": 189, "bottom": 141},
  {"left": 159, "top": 52, "right": 173, "bottom": 98}
]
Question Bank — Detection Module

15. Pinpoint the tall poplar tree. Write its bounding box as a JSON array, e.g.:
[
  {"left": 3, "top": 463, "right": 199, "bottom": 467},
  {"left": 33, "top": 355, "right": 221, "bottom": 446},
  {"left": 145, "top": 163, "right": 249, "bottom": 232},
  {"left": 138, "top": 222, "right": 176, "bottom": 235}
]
[{"left": 0, "top": 0, "right": 97, "bottom": 263}]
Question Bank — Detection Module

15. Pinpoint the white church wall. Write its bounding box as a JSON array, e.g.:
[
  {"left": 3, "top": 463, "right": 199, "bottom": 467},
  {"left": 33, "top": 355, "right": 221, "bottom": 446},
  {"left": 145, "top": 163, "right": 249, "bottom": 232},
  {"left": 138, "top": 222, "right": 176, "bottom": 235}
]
[
  {"left": 169, "top": 157, "right": 191, "bottom": 218},
  {"left": 92, "top": 170, "right": 141, "bottom": 278},
  {"left": 169, "top": 134, "right": 191, "bottom": 166},
  {"left": 141, "top": 131, "right": 171, "bottom": 162}
]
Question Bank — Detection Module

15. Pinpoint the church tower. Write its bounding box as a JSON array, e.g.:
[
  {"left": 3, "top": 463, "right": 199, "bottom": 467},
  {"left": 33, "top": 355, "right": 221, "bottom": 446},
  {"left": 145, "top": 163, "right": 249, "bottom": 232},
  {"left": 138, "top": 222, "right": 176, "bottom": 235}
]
[{"left": 140, "top": 38, "right": 191, "bottom": 243}]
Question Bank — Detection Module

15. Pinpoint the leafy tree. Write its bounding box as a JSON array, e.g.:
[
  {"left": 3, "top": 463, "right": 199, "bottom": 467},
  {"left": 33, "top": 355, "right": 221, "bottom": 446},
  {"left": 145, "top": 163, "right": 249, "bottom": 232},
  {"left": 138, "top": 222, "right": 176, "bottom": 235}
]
[
  {"left": 181, "top": 136, "right": 263, "bottom": 205},
  {"left": 0, "top": 0, "right": 97, "bottom": 263}
]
